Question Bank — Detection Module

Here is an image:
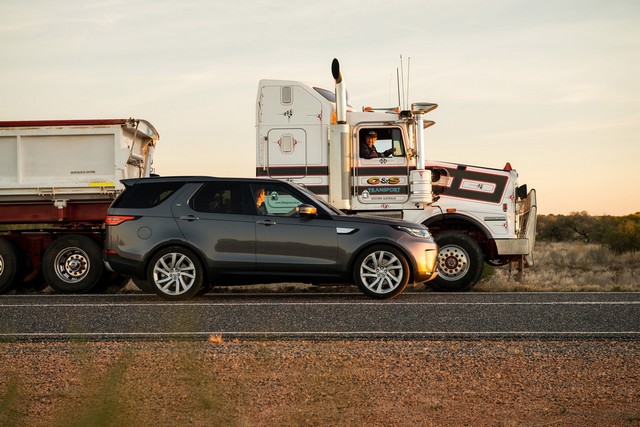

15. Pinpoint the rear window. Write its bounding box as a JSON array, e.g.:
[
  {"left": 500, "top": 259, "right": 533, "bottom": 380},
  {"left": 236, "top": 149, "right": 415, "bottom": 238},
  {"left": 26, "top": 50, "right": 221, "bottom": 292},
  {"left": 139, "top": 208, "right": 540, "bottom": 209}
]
[{"left": 112, "top": 182, "right": 184, "bottom": 209}]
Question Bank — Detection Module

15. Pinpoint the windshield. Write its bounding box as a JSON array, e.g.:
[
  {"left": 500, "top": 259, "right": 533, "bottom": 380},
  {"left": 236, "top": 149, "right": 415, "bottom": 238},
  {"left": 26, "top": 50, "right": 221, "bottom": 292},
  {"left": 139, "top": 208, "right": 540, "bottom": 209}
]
[
  {"left": 313, "top": 87, "right": 352, "bottom": 109},
  {"left": 313, "top": 87, "right": 335, "bottom": 102}
]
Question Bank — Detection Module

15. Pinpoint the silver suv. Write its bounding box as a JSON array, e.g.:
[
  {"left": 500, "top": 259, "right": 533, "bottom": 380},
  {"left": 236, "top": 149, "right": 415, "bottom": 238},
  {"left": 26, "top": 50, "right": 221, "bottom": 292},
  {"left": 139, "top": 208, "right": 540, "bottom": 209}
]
[{"left": 104, "top": 177, "right": 438, "bottom": 300}]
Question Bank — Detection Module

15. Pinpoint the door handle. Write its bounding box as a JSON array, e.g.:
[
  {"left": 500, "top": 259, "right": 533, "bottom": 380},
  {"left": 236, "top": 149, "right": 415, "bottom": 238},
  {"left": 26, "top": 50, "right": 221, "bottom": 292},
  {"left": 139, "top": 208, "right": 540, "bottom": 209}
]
[
  {"left": 256, "top": 219, "right": 276, "bottom": 226},
  {"left": 179, "top": 215, "right": 200, "bottom": 221}
]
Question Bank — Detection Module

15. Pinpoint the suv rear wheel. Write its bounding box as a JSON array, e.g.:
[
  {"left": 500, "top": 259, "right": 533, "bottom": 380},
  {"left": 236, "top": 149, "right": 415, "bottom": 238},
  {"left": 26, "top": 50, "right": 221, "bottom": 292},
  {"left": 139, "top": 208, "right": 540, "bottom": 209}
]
[
  {"left": 147, "top": 246, "right": 203, "bottom": 300},
  {"left": 354, "top": 245, "right": 409, "bottom": 299}
]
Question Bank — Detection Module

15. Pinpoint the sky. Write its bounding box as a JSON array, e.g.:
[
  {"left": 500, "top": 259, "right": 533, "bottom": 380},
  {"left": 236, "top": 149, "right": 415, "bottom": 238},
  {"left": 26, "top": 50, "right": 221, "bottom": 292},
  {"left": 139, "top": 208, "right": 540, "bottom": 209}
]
[{"left": 1, "top": 0, "right": 638, "bottom": 215}]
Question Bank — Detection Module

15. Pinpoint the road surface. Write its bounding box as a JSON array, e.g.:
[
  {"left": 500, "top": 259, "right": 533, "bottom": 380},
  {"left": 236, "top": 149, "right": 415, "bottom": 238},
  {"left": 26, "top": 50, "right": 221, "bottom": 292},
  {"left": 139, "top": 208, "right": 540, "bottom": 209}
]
[{"left": 0, "top": 291, "right": 638, "bottom": 340}]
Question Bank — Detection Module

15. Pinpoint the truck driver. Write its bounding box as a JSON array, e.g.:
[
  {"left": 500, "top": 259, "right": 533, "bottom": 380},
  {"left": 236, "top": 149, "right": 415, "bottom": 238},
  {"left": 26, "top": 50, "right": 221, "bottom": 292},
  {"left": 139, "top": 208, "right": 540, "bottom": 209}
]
[{"left": 359, "top": 130, "right": 393, "bottom": 159}]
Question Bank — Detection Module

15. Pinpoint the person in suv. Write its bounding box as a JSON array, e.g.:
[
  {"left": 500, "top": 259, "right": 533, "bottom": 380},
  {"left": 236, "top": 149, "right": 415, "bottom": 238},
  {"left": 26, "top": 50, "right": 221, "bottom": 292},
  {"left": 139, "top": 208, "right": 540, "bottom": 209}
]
[{"left": 104, "top": 176, "right": 438, "bottom": 300}]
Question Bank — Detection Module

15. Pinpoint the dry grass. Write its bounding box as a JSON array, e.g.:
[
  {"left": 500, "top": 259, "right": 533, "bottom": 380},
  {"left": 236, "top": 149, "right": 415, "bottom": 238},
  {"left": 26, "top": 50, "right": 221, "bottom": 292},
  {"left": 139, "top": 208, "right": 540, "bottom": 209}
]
[{"left": 476, "top": 242, "right": 640, "bottom": 292}]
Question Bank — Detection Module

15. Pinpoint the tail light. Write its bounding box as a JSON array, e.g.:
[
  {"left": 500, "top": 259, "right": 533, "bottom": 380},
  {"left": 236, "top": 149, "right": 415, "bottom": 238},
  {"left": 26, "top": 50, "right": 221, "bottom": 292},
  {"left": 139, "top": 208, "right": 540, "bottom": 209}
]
[{"left": 105, "top": 215, "right": 138, "bottom": 226}]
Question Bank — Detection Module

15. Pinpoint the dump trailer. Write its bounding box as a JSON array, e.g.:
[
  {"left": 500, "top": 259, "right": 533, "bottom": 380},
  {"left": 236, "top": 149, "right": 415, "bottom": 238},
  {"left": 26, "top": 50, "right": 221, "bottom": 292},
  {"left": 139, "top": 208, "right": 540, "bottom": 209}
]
[
  {"left": 0, "top": 118, "right": 158, "bottom": 293},
  {"left": 256, "top": 59, "right": 537, "bottom": 291}
]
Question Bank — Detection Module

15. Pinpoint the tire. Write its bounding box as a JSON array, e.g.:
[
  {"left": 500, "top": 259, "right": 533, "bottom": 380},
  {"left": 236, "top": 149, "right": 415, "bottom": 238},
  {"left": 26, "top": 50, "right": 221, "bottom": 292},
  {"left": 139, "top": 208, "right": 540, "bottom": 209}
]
[
  {"left": 0, "top": 238, "right": 20, "bottom": 294},
  {"left": 428, "top": 231, "right": 483, "bottom": 292},
  {"left": 353, "top": 245, "right": 410, "bottom": 299},
  {"left": 42, "top": 235, "right": 104, "bottom": 293},
  {"left": 147, "top": 246, "right": 203, "bottom": 300}
]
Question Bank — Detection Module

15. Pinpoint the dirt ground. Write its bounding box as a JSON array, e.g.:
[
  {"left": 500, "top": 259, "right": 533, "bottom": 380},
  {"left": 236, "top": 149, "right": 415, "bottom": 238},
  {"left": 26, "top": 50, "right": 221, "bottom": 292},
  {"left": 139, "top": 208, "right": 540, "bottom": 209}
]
[{"left": 0, "top": 339, "right": 638, "bottom": 426}]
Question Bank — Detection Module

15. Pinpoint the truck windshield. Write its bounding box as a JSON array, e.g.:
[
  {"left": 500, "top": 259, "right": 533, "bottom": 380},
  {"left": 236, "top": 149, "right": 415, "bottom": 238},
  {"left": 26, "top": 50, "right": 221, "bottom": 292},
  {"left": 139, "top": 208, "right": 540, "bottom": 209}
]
[{"left": 313, "top": 87, "right": 335, "bottom": 102}]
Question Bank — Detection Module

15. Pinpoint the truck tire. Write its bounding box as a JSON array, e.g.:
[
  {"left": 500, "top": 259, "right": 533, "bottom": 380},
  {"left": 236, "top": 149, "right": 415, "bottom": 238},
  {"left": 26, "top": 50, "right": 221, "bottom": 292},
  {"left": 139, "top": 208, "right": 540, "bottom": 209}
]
[
  {"left": 42, "top": 235, "right": 104, "bottom": 293},
  {"left": 0, "top": 238, "right": 20, "bottom": 294},
  {"left": 353, "top": 245, "right": 410, "bottom": 299},
  {"left": 147, "top": 246, "right": 203, "bottom": 300},
  {"left": 428, "top": 231, "right": 483, "bottom": 292}
]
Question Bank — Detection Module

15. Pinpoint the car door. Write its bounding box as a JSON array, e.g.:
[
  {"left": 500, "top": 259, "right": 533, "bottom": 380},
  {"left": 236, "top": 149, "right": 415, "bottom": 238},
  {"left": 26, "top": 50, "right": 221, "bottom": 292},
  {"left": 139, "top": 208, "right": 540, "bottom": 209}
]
[
  {"left": 172, "top": 181, "right": 256, "bottom": 278},
  {"left": 250, "top": 182, "right": 339, "bottom": 276}
]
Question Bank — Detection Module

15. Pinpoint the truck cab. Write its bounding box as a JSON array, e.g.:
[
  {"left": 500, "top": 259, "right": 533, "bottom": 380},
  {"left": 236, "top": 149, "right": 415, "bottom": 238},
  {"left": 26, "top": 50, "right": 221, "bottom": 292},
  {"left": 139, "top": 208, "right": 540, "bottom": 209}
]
[{"left": 256, "top": 60, "right": 537, "bottom": 291}]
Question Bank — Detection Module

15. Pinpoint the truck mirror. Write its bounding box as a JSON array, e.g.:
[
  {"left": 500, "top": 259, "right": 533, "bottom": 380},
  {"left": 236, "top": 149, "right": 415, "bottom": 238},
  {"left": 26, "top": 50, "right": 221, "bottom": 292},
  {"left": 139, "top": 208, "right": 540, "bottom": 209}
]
[{"left": 516, "top": 185, "right": 528, "bottom": 199}]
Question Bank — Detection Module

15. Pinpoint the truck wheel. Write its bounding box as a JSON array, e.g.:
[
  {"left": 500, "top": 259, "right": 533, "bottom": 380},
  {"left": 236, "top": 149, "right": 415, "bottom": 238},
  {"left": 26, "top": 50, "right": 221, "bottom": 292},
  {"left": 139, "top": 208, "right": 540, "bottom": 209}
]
[
  {"left": 147, "top": 246, "right": 203, "bottom": 300},
  {"left": 428, "top": 231, "right": 483, "bottom": 292},
  {"left": 353, "top": 245, "right": 409, "bottom": 299},
  {"left": 42, "top": 235, "right": 104, "bottom": 293},
  {"left": 0, "top": 238, "right": 20, "bottom": 294}
]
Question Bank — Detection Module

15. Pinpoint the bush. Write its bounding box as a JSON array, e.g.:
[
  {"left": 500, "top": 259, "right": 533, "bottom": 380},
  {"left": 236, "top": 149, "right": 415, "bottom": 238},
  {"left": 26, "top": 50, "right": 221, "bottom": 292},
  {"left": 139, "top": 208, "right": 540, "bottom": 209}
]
[{"left": 537, "top": 212, "right": 640, "bottom": 253}]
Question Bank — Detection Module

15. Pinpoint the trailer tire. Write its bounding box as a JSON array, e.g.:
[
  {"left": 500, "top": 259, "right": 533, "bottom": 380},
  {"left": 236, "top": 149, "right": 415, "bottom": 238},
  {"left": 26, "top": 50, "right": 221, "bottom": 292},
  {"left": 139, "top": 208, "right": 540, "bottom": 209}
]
[
  {"left": 42, "top": 235, "right": 104, "bottom": 293},
  {"left": 428, "top": 231, "right": 483, "bottom": 292},
  {"left": 0, "top": 238, "right": 21, "bottom": 294}
]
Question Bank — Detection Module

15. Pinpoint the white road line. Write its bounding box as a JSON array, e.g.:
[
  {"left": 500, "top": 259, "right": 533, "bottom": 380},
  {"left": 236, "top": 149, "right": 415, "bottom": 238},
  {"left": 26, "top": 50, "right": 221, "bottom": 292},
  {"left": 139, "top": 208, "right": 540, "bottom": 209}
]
[
  {"left": 0, "top": 331, "right": 638, "bottom": 338},
  {"left": 0, "top": 301, "right": 638, "bottom": 308}
]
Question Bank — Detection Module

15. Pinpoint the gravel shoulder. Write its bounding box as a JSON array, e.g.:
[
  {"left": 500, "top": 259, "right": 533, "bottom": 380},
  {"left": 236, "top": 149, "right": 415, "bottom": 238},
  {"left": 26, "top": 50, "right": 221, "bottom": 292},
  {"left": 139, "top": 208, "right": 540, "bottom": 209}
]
[{"left": 1, "top": 339, "right": 639, "bottom": 426}]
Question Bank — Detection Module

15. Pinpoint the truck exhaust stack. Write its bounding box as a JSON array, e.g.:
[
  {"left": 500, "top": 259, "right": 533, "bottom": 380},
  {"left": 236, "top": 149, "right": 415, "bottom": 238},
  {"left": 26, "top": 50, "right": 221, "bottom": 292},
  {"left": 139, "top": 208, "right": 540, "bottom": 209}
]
[{"left": 331, "top": 58, "right": 347, "bottom": 124}]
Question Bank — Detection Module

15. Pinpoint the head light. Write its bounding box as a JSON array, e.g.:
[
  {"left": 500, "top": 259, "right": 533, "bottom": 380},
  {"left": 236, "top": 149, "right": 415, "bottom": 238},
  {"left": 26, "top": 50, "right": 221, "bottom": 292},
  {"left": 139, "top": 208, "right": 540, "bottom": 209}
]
[{"left": 394, "top": 225, "right": 431, "bottom": 239}]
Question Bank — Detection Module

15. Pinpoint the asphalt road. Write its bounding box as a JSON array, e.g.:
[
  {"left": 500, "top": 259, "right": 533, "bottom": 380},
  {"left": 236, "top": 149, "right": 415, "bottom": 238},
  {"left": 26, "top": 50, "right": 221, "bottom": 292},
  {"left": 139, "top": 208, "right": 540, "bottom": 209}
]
[{"left": 0, "top": 292, "right": 638, "bottom": 341}]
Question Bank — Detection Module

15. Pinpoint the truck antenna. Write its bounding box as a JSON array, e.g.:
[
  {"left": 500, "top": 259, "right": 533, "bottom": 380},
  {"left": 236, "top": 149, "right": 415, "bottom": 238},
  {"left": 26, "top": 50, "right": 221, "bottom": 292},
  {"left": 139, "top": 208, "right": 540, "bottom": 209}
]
[
  {"left": 406, "top": 56, "right": 411, "bottom": 109},
  {"left": 396, "top": 68, "right": 401, "bottom": 108},
  {"left": 400, "top": 54, "right": 405, "bottom": 109}
]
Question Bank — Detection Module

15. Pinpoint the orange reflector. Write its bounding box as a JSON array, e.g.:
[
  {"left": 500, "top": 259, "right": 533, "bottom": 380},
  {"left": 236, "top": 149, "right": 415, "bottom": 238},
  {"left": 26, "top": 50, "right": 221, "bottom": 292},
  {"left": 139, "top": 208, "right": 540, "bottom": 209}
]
[
  {"left": 446, "top": 208, "right": 457, "bottom": 213},
  {"left": 363, "top": 106, "right": 373, "bottom": 112},
  {"left": 331, "top": 110, "right": 337, "bottom": 124}
]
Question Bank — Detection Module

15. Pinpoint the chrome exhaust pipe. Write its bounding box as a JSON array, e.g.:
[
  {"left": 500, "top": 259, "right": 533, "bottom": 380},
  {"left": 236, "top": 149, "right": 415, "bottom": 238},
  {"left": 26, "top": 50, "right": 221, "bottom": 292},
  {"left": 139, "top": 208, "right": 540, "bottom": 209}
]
[{"left": 331, "top": 58, "right": 347, "bottom": 124}]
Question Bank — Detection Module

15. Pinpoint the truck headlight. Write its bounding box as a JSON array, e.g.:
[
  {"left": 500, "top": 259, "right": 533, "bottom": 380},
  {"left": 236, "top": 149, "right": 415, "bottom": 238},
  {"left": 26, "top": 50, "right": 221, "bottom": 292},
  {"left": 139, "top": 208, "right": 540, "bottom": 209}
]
[{"left": 394, "top": 225, "right": 431, "bottom": 239}]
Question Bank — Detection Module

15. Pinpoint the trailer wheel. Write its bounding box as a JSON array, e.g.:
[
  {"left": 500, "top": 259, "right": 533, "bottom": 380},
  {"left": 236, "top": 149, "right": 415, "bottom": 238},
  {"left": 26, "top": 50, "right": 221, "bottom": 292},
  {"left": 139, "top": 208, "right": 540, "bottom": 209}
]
[
  {"left": 428, "top": 231, "right": 483, "bottom": 292},
  {"left": 0, "top": 238, "right": 20, "bottom": 294},
  {"left": 42, "top": 235, "right": 104, "bottom": 293},
  {"left": 353, "top": 245, "right": 409, "bottom": 299}
]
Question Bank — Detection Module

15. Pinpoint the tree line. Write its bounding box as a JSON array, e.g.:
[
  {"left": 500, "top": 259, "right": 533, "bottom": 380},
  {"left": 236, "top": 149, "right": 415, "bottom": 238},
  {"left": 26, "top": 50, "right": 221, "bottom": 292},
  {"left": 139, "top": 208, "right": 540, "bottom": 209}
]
[{"left": 537, "top": 212, "right": 640, "bottom": 253}]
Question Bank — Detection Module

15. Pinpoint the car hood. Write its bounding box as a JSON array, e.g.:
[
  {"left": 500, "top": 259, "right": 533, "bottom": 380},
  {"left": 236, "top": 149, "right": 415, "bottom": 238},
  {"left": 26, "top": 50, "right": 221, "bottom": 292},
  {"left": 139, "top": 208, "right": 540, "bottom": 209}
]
[{"left": 333, "top": 213, "right": 424, "bottom": 229}]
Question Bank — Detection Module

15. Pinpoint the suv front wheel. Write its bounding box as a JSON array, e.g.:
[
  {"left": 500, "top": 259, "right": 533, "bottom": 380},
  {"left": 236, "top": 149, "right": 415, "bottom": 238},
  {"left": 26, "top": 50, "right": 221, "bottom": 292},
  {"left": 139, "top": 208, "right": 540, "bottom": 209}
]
[
  {"left": 354, "top": 245, "right": 410, "bottom": 299},
  {"left": 147, "top": 246, "right": 203, "bottom": 300}
]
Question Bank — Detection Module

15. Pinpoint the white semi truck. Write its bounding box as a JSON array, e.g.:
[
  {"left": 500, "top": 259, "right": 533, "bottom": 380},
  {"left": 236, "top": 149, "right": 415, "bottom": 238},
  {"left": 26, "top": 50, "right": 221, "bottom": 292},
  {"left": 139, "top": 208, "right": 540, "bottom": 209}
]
[
  {"left": 0, "top": 118, "right": 158, "bottom": 293},
  {"left": 256, "top": 59, "right": 537, "bottom": 291}
]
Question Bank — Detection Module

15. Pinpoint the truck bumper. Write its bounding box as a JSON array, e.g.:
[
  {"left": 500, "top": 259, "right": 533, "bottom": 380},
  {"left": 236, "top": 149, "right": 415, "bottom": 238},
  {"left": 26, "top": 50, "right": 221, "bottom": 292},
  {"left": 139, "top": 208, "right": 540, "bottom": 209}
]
[{"left": 495, "top": 239, "right": 530, "bottom": 255}]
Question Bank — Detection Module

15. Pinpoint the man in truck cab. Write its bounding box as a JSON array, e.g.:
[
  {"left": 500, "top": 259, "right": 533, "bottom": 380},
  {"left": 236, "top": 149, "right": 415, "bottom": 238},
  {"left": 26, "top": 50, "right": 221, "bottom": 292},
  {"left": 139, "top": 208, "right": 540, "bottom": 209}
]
[{"left": 360, "top": 130, "right": 393, "bottom": 159}]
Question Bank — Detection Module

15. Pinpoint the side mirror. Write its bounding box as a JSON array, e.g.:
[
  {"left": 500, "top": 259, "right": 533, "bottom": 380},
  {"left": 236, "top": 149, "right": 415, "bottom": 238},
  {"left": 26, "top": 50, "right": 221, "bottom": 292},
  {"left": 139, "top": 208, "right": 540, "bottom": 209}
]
[
  {"left": 516, "top": 185, "right": 528, "bottom": 200},
  {"left": 296, "top": 204, "right": 317, "bottom": 218}
]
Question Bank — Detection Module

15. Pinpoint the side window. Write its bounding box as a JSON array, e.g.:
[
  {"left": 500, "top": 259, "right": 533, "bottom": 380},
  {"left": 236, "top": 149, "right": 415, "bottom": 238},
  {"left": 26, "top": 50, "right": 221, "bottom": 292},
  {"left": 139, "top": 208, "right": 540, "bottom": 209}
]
[
  {"left": 251, "top": 183, "right": 308, "bottom": 216},
  {"left": 390, "top": 128, "right": 405, "bottom": 157},
  {"left": 191, "top": 181, "right": 247, "bottom": 214},
  {"left": 359, "top": 128, "right": 405, "bottom": 159},
  {"left": 112, "top": 182, "right": 184, "bottom": 209}
]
